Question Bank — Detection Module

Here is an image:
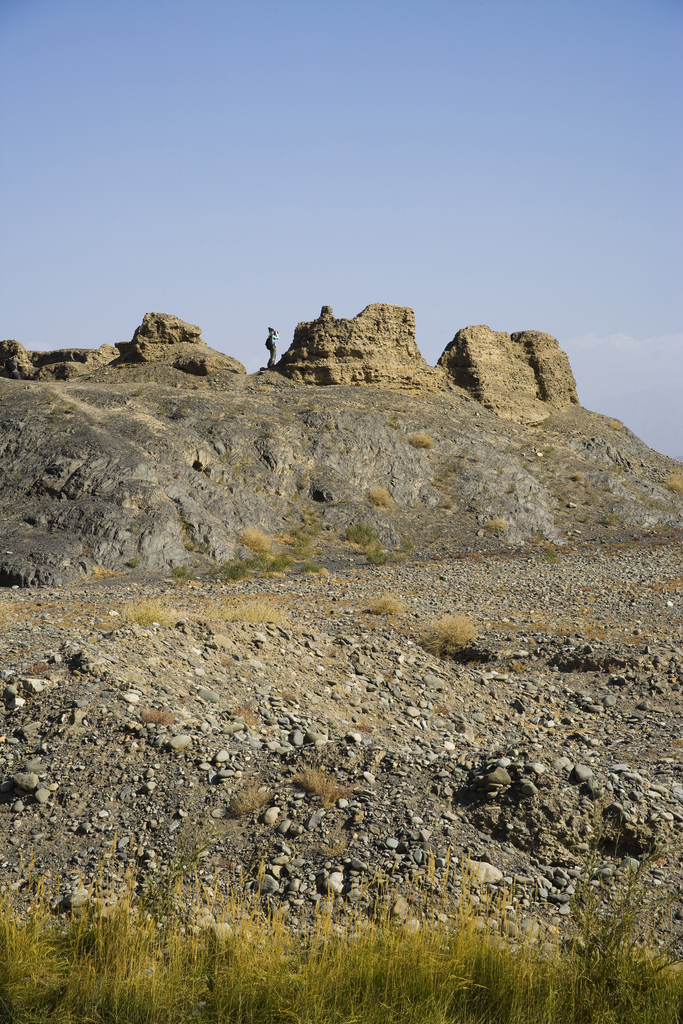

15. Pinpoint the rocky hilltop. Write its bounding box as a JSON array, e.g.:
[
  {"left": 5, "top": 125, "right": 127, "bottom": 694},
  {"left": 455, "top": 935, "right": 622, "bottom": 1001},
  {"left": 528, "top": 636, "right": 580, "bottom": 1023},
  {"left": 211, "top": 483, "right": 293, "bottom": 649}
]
[
  {"left": 0, "top": 305, "right": 681, "bottom": 589},
  {"left": 0, "top": 307, "right": 682, "bottom": 947}
]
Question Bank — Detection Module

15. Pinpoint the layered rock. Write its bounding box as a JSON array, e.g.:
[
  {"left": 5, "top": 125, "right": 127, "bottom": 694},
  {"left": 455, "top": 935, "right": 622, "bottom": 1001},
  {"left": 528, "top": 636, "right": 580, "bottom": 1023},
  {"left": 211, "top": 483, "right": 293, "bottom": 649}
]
[
  {"left": 115, "top": 312, "right": 245, "bottom": 375},
  {"left": 277, "top": 304, "right": 446, "bottom": 392},
  {"left": 438, "top": 325, "right": 578, "bottom": 424},
  {"left": 31, "top": 345, "right": 117, "bottom": 380},
  {"left": 0, "top": 340, "right": 33, "bottom": 379}
]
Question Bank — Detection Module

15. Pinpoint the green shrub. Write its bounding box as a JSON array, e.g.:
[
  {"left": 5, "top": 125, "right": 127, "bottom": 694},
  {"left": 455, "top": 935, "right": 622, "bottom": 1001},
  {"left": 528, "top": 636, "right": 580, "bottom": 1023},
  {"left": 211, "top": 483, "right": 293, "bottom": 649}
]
[
  {"left": 366, "top": 548, "right": 389, "bottom": 564},
  {"left": 345, "top": 523, "right": 379, "bottom": 548},
  {"left": 300, "top": 560, "right": 325, "bottom": 573}
]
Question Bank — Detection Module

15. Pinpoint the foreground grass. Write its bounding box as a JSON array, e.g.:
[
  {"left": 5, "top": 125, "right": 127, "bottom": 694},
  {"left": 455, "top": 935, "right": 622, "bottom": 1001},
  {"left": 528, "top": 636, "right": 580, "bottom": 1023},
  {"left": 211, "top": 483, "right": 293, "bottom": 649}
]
[{"left": 1, "top": 886, "right": 682, "bottom": 1024}]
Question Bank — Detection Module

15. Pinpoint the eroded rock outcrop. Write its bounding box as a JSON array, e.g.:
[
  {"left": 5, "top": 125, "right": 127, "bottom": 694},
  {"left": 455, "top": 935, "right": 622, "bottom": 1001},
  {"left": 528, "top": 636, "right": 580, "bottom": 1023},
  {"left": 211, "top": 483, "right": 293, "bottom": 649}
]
[
  {"left": 437, "top": 325, "right": 578, "bottom": 424},
  {"left": 277, "top": 304, "right": 446, "bottom": 392},
  {"left": 115, "top": 312, "right": 245, "bottom": 375}
]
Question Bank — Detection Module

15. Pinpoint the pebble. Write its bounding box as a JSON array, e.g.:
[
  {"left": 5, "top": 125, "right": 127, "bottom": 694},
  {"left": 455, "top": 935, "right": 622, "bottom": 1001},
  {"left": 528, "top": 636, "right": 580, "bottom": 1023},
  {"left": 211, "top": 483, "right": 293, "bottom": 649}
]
[
  {"left": 197, "top": 687, "right": 220, "bottom": 703},
  {"left": 168, "top": 735, "right": 192, "bottom": 750}
]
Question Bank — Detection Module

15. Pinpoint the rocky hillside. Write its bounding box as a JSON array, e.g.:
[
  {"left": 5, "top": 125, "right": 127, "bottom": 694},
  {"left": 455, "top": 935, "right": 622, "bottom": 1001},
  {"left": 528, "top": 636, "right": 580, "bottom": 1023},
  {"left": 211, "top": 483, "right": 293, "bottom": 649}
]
[{"left": 0, "top": 307, "right": 681, "bottom": 588}]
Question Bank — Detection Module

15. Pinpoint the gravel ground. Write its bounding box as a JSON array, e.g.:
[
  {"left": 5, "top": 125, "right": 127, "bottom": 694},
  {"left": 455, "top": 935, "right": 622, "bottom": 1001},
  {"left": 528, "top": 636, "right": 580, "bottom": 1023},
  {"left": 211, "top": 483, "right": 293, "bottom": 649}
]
[{"left": 1, "top": 533, "right": 682, "bottom": 944}]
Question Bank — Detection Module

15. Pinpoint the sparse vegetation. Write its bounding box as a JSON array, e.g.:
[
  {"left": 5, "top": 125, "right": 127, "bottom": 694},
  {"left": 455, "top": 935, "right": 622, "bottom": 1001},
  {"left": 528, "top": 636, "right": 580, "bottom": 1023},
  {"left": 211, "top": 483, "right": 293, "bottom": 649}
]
[
  {"left": 345, "top": 523, "right": 379, "bottom": 548},
  {"left": 300, "top": 559, "right": 325, "bottom": 573},
  {"left": 239, "top": 527, "right": 272, "bottom": 555},
  {"left": 140, "top": 708, "right": 175, "bottom": 726},
  {"left": 220, "top": 559, "right": 251, "bottom": 580},
  {"left": 422, "top": 614, "right": 477, "bottom": 658},
  {"left": 291, "top": 767, "right": 351, "bottom": 808},
  {"left": 228, "top": 784, "right": 272, "bottom": 817},
  {"left": 366, "top": 548, "right": 389, "bottom": 564},
  {"left": 127, "top": 554, "right": 140, "bottom": 568},
  {"left": 542, "top": 544, "right": 562, "bottom": 564},
  {"left": 484, "top": 517, "right": 508, "bottom": 532},
  {"left": 204, "top": 599, "right": 286, "bottom": 623},
  {"left": 607, "top": 419, "right": 623, "bottom": 431},
  {"left": 170, "top": 564, "right": 194, "bottom": 581},
  {"left": 367, "top": 486, "right": 393, "bottom": 509},
  {"left": 408, "top": 432, "right": 434, "bottom": 449},
  {"left": 123, "top": 599, "right": 177, "bottom": 626},
  {"left": 570, "top": 471, "right": 585, "bottom": 483},
  {"left": 664, "top": 473, "right": 683, "bottom": 495},
  {"left": 367, "top": 594, "right": 407, "bottom": 615}
]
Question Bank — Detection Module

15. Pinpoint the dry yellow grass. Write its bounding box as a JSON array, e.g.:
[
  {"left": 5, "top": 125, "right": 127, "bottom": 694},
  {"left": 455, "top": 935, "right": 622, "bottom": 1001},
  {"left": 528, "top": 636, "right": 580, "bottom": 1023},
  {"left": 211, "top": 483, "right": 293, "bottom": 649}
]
[
  {"left": 367, "top": 594, "right": 407, "bottom": 616},
  {"left": 569, "top": 471, "right": 585, "bottom": 483},
  {"left": 607, "top": 419, "right": 622, "bottom": 431},
  {"left": 188, "top": 598, "right": 285, "bottom": 623},
  {"left": 665, "top": 473, "right": 683, "bottom": 495},
  {"left": 0, "top": 603, "right": 15, "bottom": 627},
  {"left": 239, "top": 527, "right": 272, "bottom": 555},
  {"left": 220, "top": 600, "right": 285, "bottom": 623},
  {"left": 367, "top": 486, "right": 393, "bottom": 509},
  {"left": 140, "top": 709, "right": 175, "bottom": 726},
  {"left": 422, "top": 614, "right": 478, "bottom": 658},
  {"left": 91, "top": 565, "right": 120, "bottom": 578},
  {"left": 484, "top": 517, "right": 508, "bottom": 532},
  {"left": 123, "top": 599, "right": 177, "bottom": 627},
  {"left": 408, "top": 432, "right": 434, "bottom": 450},
  {"left": 228, "top": 784, "right": 273, "bottom": 817},
  {"left": 291, "top": 768, "right": 352, "bottom": 808}
]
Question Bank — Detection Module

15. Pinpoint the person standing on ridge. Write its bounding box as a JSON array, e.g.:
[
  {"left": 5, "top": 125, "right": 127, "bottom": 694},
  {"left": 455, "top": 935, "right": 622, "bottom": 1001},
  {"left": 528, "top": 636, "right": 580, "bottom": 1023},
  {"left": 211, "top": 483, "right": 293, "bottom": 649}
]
[{"left": 265, "top": 327, "right": 278, "bottom": 369}]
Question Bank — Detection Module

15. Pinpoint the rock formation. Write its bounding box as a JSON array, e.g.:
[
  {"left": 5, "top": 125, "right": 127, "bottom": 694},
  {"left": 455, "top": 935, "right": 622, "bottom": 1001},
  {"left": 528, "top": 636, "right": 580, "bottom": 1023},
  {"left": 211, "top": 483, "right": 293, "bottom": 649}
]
[
  {"left": 115, "top": 312, "right": 245, "bottom": 376},
  {"left": 437, "top": 325, "right": 578, "bottom": 424},
  {"left": 1, "top": 339, "right": 117, "bottom": 381},
  {"left": 277, "top": 304, "right": 446, "bottom": 392}
]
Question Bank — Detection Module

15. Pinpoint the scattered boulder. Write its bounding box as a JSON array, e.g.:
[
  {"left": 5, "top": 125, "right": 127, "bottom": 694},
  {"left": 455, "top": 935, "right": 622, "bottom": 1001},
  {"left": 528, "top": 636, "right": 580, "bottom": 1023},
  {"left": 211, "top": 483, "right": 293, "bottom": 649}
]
[{"left": 277, "top": 304, "right": 446, "bottom": 392}]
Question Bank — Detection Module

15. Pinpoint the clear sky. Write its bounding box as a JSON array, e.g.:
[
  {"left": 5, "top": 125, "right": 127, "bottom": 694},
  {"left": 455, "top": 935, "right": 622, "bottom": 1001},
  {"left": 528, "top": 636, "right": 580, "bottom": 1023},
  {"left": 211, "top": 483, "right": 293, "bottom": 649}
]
[{"left": 1, "top": 0, "right": 681, "bottom": 455}]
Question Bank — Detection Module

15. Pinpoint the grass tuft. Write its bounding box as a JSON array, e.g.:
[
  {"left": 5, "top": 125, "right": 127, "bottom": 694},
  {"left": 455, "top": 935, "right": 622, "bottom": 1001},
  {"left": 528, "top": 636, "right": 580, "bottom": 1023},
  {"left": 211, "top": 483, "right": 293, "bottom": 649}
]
[
  {"left": 408, "top": 432, "right": 434, "bottom": 449},
  {"left": 200, "top": 599, "right": 286, "bottom": 623},
  {"left": 291, "top": 768, "right": 351, "bottom": 808},
  {"left": 228, "top": 785, "right": 273, "bottom": 817},
  {"left": 664, "top": 473, "right": 683, "bottom": 495},
  {"left": 367, "top": 486, "right": 393, "bottom": 509},
  {"left": 239, "top": 527, "right": 272, "bottom": 555},
  {"left": 140, "top": 709, "right": 175, "bottom": 726},
  {"left": 422, "top": 614, "right": 477, "bottom": 658},
  {"left": 366, "top": 594, "right": 407, "bottom": 616},
  {"left": 300, "top": 560, "right": 325, "bottom": 574},
  {"left": 123, "top": 599, "right": 177, "bottom": 627},
  {"left": 607, "top": 419, "right": 623, "bottom": 431},
  {"left": 346, "top": 523, "right": 379, "bottom": 548},
  {"left": 484, "top": 517, "right": 508, "bottom": 532}
]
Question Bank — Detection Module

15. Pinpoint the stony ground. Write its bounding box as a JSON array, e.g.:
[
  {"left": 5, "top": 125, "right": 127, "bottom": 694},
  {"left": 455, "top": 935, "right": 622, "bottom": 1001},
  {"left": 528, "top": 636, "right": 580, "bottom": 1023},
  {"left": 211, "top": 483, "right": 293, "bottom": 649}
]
[{"left": 1, "top": 531, "right": 682, "bottom": 946}]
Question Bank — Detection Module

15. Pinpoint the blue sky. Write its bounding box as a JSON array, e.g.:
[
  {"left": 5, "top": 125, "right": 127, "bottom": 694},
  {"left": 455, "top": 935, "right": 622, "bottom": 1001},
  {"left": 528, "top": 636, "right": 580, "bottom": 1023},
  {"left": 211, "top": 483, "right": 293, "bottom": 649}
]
[{"left": 1, "top": 0, "right": 681, "bottom": 454}]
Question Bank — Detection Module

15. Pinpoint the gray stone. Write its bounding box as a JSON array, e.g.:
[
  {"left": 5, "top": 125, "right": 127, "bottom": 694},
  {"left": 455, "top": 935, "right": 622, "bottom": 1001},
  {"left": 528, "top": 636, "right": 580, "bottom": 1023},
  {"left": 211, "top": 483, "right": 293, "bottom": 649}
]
[
  {"left": 34, "top": 788, "right": 50, "bottom": 804},
  {"left": 197, "top": 687, "right": 220, "bottom": 703},
  {"left": 480, "top": 767, "right": 511, "bottom": 788},
  {"left": 13, "top": 772, "right": 39, "bottom": 792},
  {"left": 263, "top": 806, "right": 280, "bottom": 826},
  {"left": 572, "top": 764, "right": 594, "bottom": 783},
  {"left": 168, "top": 735, "right": 192, "bottom": 750},
  {"left": 289, "top": 729, "right": 304, "bottom": 747},
  {"left": 258, "top": 874, "right": 279, "bottom": 895},
  {"left": 276, "top": 819, "right": 292, "bottom": 835},
  {"left": 326, "top": 871, "right": 345, "bottom": 895}
]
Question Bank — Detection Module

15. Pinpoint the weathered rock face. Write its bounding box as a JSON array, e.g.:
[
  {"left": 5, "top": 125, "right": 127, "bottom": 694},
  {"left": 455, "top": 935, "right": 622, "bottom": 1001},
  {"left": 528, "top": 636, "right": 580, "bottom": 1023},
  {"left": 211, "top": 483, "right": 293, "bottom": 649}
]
[
  {"left": 437, "top": 325, "right": 578, "bottom": 424},
  {"left": 31, "top": 345, "right": 118, "bottom": 380},
  {"left": 115, "top": 312, "right": 246, "bottom": 375},
  {"left": 0, "top": 340, "right": 33, "bottom": 378},
  {"left": 278, "top": 304, "right": 446, "bottom": 392}
]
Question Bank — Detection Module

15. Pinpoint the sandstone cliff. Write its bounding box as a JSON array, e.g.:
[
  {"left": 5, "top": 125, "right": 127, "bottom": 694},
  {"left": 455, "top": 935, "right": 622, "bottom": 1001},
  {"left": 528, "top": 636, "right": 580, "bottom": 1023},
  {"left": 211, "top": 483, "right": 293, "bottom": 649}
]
[{"left": 277, "top": 304, "right": 446, "bottom": 392}]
